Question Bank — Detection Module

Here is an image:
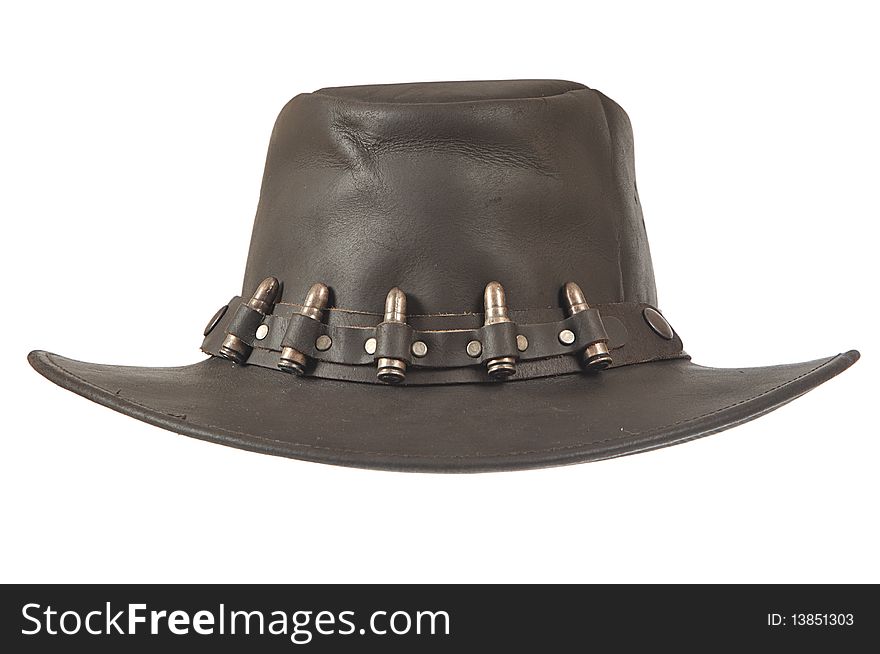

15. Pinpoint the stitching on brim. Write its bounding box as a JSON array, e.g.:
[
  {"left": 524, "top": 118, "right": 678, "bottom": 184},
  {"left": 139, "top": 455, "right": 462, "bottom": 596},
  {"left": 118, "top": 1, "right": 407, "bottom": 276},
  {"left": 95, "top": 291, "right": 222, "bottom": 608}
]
[{"left": 40, "top": 353, "right": 837, "bottom": 460}]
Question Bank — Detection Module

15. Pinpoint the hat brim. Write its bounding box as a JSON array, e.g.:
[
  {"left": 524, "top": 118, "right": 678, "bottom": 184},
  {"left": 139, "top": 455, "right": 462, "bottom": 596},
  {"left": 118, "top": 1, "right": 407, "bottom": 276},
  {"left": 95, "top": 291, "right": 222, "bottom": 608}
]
[{"left": 28, "top": 349, "right": 858, "bottom": 472}]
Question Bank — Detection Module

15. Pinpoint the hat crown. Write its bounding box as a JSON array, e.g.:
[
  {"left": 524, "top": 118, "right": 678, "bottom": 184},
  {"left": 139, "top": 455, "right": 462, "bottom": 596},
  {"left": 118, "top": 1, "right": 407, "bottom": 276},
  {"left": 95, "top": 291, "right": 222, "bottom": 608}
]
[{"left": 242, "top": 80, "right": 657, "bottom": 314}]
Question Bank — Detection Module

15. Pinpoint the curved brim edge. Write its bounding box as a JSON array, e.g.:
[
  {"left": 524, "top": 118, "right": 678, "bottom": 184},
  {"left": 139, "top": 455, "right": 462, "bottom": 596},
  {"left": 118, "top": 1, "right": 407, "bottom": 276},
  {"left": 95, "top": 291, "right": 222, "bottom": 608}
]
[{"left": 28, "top": 349, "right": 860, "bottom": 472}]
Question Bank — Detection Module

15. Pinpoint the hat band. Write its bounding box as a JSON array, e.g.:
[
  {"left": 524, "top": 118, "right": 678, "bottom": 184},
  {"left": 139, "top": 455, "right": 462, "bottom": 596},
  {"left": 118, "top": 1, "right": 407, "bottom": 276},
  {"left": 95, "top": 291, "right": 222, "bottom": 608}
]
[{"left": 201, "top": 291, "right": 687, "bottom": 385}]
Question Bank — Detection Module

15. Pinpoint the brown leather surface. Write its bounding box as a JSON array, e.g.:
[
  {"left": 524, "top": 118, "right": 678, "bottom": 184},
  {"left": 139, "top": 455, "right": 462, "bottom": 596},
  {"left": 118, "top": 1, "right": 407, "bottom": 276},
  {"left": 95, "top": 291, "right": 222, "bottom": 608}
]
[
  {"left": 28, "top": 349, "right": 860, "bottom": 472},
  {"left": 315, "top": 80, "right": 588, "bottom": 103},
  {"left": 242, "top": 80, "right": 655, "bottom": 315}
]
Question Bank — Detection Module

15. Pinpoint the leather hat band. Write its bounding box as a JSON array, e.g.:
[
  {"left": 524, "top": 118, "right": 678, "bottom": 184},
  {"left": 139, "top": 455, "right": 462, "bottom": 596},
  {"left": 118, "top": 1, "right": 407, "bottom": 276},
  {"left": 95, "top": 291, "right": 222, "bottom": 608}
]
[{"left": 201, "top": 292, "right": 687, "bottom": 385}]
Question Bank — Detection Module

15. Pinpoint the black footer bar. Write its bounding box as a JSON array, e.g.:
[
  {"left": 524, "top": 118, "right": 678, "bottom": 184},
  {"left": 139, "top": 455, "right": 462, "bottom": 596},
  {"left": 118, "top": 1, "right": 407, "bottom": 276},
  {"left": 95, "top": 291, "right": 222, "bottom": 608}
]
[{"left": 2, "top": 584, "right": 876, "bottom": 651}]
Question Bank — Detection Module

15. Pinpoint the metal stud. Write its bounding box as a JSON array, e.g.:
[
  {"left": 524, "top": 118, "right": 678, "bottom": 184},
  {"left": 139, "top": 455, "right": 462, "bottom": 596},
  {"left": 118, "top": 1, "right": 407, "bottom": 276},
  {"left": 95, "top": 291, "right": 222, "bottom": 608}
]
[
  {"left": 558, "top": 329, "right": 576, "bottom": 345},
  {"left": 255, "top": 324, "right": 269, "bottom": 340},
  {"left": 516, "top": 334, "right": 529, "bottom": 352},
  {"left": 376, "top": 288, "right": 408, "bottom": 384},
  {"left": 315, "top": 334, "right": 332, "bottom": 351},
  {"left": 411, "top": 341, "right": 428, "bottom": 358},
  {"left": 643, "top": 307, "right": 674, "bottom": 340},
  {"left": 203, "top": 305, "right": 228, "bottom": 336},
  {"left": 220, "top": 277, "right": 280, "bottom": 363},
  {"left": 483, "top": 281, "right": 516, "bottom": 379},
  {"left": 563, "top": 281, "right": 612, "bottom": 371},
  {"left": 278, "top": 282, "right": 330, "bottom": 374},
  {"left": 466, "top": 340, "right": 483, "bottom": 358},
  {"left": 364, "top": 337, "right": 377, "bottom": 355}
]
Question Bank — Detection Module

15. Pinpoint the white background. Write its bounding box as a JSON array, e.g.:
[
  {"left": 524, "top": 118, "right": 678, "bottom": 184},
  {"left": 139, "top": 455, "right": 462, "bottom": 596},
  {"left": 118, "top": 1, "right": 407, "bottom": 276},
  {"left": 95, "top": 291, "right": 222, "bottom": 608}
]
[{"left": 1, "top": 1, "right": 876, "bottom": 583}]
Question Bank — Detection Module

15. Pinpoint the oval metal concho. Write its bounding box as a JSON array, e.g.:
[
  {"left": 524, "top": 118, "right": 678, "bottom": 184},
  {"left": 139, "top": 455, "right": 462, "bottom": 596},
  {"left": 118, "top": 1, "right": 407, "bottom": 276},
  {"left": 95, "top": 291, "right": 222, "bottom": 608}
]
[
  {"left": 203, "top": 305, "right": 228, "bottom": 336},
  {"left": 643, "top": 307, "right": 674, "bottom": 340}
]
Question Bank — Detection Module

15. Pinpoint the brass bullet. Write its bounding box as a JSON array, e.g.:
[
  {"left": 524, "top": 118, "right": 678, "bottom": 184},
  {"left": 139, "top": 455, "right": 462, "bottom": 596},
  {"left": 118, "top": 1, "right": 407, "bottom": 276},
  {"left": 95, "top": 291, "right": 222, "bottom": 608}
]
[
  {"left": 483, "top": 281, "right": 516, "bottom": 379},
  {"left": 376, "top": 287, "right": 408, "bottom": 384},
  {"left": 278, "top": 282, "right": 330, "bottom": 374},
  {"left": 220, "top": 277, "right": 280, "bottom": 364},
  {"left": 563, "top": 281, "right": 612, "bottom": 371}
]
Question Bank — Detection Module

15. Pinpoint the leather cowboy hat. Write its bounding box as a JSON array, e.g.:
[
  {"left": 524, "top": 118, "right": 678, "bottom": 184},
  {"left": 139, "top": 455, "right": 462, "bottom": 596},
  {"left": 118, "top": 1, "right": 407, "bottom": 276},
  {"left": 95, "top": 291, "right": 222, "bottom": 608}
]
[{"left": 28, "top": 80, "right": 859, "bottom": 472}]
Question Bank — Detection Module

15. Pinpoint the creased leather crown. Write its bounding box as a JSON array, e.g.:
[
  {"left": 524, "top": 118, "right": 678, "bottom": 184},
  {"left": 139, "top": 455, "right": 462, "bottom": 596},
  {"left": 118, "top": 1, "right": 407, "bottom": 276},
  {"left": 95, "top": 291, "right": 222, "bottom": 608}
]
[{"left": 241, "top": 80, "right": 656, "bottom": 315}]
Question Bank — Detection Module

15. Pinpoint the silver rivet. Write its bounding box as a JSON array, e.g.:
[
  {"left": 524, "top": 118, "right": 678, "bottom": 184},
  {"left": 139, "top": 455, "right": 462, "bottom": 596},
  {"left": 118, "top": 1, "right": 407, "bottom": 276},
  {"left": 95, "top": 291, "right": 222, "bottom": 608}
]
[
  {"left": 516, "top": 334, "right": 529, "bottom": 351},
  {"left": 411, "top": 341, "right": 428, "bottom": 358},
  {"left": 254, "top": 323, "right": 269, "bottom": 340},
  {"left": 315, "top": 334, "right": 332, "bottom": 351},
  {"left": 558, "top": 329, "right": 576, "bottom": 345},
  {"left": 364, "top": 337, "right": 377, "bottom": 355},
  {"left": 466, "top": 340, "right": 483, "bottom": 357}
]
